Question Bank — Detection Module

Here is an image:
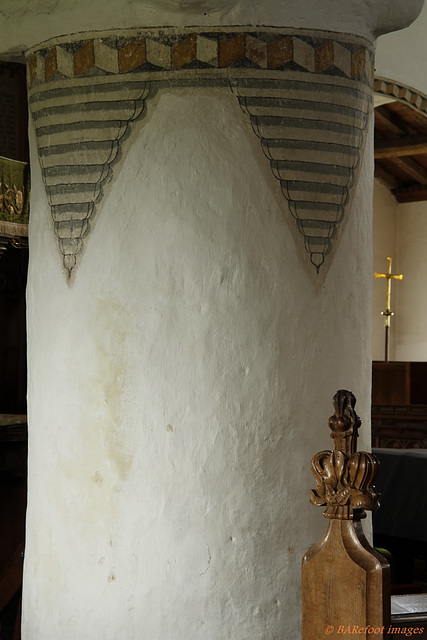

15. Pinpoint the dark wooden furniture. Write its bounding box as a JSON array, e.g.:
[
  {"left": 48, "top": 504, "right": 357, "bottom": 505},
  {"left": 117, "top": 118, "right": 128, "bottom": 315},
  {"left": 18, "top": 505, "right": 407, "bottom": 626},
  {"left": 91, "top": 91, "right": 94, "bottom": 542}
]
[
  {"left": 302, "top": 391, "right": 390, "bottom": 639},
  {"left": 302, "top": 391, "right": 427, "bottom": 639},
  {"left": 0, "top": 415, "right": 27, "bottom": 640},
  {"left": 0, "top": 415, "right": 27, "bottom": 571},
  {"left": 373, "top": 447, "right": 427, "bottom": 590},
  {"left": 373, "top": 448, "right": 427, "bottom": 544},
  {"left": 0, "top": 544, "right": 24, "bottom": 640},
  {"left": 371, "top": 364, "right": 427, "bottom": 599},
  {"left": 391, "top": 595, "right": 427, "bottom": 636},
  {"left": 372, "top": 361, "right": 427, "bottom": 448},
  {"left": 374, "top": 99, "right": 427, "bottom": 204}
]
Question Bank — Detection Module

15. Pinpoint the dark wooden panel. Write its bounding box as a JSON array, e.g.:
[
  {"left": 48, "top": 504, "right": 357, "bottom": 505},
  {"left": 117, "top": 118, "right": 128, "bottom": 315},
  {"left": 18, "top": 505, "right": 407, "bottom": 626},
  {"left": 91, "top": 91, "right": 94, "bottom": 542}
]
[
  {"left": 410, "top": 362, "right": 427, "bottom": 404},
  {"left": 375, "top": 134, "right": 427, "bottom": 158},
  {"left": 0, "top": 246, "right": 28, "bottom": 415},
  {"left": 372, "top": 405, "right": 427, "bottom": 448},
  {"left": 0, "top": 62, "right": 28, "bottom": 163},
  {"left": 372, "top": 362, "right": 410, "bottom": 405},
  {"left": 394, "top": 184, "right": 427, "bottom": 203},
  {"left": 372, "top": 361, "right": 427, "bottom": 406},
  {"left": 374, "top": 101, "right": 427, "bottom": 202}
]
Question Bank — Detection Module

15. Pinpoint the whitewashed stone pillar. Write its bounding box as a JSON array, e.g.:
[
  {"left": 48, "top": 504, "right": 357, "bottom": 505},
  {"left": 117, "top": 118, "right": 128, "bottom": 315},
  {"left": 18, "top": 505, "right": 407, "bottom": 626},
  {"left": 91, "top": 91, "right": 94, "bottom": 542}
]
[{"left": 0, "top": 1, "right": 423, "bottom": 639}]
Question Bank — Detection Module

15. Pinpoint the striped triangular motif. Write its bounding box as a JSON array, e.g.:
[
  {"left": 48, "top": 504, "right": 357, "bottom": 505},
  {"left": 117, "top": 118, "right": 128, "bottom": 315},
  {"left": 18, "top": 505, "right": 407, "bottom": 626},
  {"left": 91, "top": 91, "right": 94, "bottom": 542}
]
[{"left": 233, "top": 74, "right": 371, "bottom": 272}]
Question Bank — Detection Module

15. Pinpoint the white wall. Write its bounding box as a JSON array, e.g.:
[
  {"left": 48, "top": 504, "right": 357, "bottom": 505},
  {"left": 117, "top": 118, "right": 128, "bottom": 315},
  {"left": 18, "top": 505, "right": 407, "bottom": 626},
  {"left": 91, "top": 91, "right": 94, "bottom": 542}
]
[
  {"left": 24, "top": 85, "right": 376, "bottom": 640},
  {"left": 395, "top": 200, "right": 427, "bottom": 360},
  {"left": 3, "top": 0, "right": 422, "bottom": 637},
  {"left": 372, "top": 180, "right": 400, "bottom": 361},
  {"left": 372, "top": 180, "right": 427, "bottom": 362},
  {"left": 0, "top": 0, "right": 424, "bottom": 61},
  {"left": 372, "top": 0, "right": 427, "bottom": 366},
  {"left": 372, "top": 0, "right": 427, "bottom": 362},
  {"left": 375, "top": 1, "right": 427, "bottom": 95}
]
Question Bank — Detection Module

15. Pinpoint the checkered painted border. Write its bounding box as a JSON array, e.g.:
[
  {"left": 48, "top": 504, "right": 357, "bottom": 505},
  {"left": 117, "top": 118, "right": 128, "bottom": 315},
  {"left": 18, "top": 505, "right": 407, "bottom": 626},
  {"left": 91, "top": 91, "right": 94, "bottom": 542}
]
[
  {"left": 26, "top": 28, "right": 374, "bottom": 278},
  {"left": 374, "top": 77, "right": 427, "bottom": 115},
  {"left": 28, "top": 29, "right": 374, "bottom": 89}
]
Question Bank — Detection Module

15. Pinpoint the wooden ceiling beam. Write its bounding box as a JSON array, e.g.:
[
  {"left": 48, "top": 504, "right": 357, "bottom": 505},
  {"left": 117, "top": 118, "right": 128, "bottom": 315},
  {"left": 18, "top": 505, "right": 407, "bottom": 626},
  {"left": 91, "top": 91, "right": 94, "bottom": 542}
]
[
  {"left": 374, "top": 134, "right": 427, "bottom": 159},
  {"left": 374, "top": 164, "right": 402, "bottom": 191},
  {"left": 374, "top": 108, "right": 410, "bottom": 136},
  {"left": 393, "top": 184, "right": 427, "bottom": 203},
  {"left": 391, "top": 157, "right": 427, "bottom": 184}
]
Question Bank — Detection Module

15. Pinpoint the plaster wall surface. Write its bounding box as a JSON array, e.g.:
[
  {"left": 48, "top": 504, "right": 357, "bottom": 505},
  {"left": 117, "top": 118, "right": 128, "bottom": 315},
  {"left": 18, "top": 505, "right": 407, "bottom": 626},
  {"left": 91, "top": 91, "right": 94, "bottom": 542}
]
[
  {"left": 375, "top": 1, "right": 427, "bottom": 96},
  {"left": 25, "top": 87, "right": 375, "bottom": 639},
  {"left": 372, "top": 180, "right": 400, "bottom": 361},
  {"left": 373, "top": 0, "right": 427, "bottom": 362},
  {"left": 372, "top": 180, "right": 427, "bottom": 362},
  {"left": 394, "top": 200, "right": 427, "bottom": 361},
  {"left": 0, "top": 0, "right": 424, "bottom": 60},
  {"left": 12, "top": 1, "right": 425, "bottom": 637}
]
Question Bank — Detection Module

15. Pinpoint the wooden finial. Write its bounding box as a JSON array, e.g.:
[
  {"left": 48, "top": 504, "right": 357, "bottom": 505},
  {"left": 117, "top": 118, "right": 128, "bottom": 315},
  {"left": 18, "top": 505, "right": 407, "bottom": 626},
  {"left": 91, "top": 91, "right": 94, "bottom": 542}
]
[
  {"left": 302, "top": 391, "right": 391, "bottom": 640},
  {"left": 328, "top": 389, "right": 360, "bottom": 455},
  {"left": 310, "top": 390, "right": 379, "bottom": 520}
]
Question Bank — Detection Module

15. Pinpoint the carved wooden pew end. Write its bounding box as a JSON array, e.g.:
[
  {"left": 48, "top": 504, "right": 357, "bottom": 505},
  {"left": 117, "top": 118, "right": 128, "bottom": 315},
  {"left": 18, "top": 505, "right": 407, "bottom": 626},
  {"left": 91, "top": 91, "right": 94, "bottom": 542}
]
[{"left": 302, "top": 390, "right": 391, "bottom": 640}]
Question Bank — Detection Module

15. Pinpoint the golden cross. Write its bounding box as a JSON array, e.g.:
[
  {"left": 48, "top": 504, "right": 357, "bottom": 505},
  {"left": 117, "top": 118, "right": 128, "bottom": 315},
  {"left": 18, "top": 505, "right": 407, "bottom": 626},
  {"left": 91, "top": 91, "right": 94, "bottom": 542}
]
[{"left": 374, "top": 257, "right": 403, "bottom": 362}]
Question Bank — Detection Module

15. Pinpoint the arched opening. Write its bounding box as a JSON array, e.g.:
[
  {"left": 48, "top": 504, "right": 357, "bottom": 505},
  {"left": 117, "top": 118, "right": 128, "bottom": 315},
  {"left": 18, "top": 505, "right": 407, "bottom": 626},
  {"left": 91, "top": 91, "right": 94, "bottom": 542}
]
[{"left": 372, "top": 83, "right": 427, "bottom": 596}]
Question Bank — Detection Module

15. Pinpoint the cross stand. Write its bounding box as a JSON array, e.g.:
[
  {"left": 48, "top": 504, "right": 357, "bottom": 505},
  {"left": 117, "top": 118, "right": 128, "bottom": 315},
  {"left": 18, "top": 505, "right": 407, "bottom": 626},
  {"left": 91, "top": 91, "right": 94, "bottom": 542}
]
[{"left": 374, "top": 257, "right": 403, "bottom": 362}]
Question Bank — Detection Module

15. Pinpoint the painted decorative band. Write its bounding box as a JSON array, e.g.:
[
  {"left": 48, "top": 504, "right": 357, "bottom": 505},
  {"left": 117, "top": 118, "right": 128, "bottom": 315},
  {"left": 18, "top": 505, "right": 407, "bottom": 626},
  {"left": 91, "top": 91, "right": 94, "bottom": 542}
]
[
  {"left": 27, "top": 28, "right": 374, "bottom": 90},
  {"left": 374, "top": 77, "right": 427, "bottom": 115},
  {"left": 26, "top": 28, "right": 373, "bottom": 278}
]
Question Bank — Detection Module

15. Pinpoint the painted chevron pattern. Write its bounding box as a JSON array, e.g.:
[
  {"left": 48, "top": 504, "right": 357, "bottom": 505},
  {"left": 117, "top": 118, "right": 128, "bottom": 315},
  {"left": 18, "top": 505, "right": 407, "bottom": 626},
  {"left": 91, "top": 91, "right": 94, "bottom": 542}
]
[
  {"left": 233, "top": 74, "right": 371, "bottom": 270},
  {"left": 28, "top": 30, "right": 373, "bottom": 89},
  {"left": 374, "top": 78, "right": 427, "bottom": 115},
  {"left": 27, "top": 28, "right": 374, "bottom": 277},
  {"left": 29, "top": 77, "right": 150, "bottom": 273}
]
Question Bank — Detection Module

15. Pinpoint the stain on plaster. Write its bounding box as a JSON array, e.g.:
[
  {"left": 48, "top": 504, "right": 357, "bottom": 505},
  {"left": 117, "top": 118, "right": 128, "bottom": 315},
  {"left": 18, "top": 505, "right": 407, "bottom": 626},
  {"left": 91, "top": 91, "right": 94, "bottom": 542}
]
[
  {"left": 92, "top": 470, "right": 104, "bottom": 486},
  {"left": 95, "top": 297, "right": 134, "bottom": 481},
  {"left": 26, "top": 27, "right": 373, "bottom": 278},
  {"left": 79, "top": 296, "right": 134, "bottom": 486}
]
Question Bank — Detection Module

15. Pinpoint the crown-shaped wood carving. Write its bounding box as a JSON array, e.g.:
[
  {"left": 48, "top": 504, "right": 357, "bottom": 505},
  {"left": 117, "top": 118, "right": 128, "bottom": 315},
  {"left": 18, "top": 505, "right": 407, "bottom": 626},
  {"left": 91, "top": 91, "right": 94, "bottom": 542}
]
[
  {"left": 310, "top": 390, "right": 379, "bottom": 520},
  {"left": 302, "top": 390, "right": 390, "bottom": 639}
]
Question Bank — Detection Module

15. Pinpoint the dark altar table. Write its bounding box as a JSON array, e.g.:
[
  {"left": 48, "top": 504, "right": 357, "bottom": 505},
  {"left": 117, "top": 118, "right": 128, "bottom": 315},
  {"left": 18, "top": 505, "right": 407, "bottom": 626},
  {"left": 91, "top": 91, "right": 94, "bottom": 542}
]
[
  {"left": 373, "top": 448, "right": 427, "bottom": 586},
  {"left": 373, "top": 448, "right": 427, "bottom": 544}
]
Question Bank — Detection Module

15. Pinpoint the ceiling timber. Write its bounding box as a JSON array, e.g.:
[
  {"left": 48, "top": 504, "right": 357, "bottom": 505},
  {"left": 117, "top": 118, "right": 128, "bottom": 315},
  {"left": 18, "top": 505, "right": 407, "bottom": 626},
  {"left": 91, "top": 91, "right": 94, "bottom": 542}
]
[{"left": 374, "top": 100, "right": 427, "bottom": 203}]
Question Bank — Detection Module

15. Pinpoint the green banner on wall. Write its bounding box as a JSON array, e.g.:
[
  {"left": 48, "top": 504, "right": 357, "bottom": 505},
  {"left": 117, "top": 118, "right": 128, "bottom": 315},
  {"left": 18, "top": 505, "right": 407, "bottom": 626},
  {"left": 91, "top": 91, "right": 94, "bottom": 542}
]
[{"left": 0, "top": 155, "right": 29, "bottom": 234}]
